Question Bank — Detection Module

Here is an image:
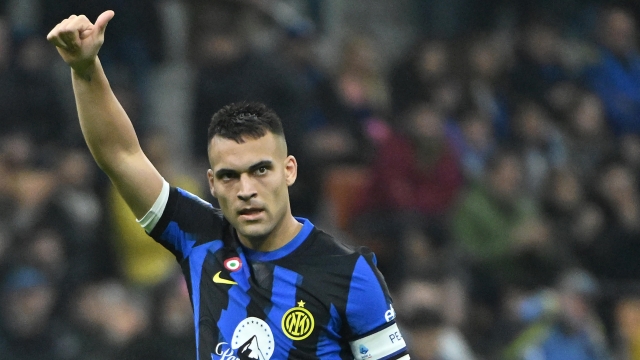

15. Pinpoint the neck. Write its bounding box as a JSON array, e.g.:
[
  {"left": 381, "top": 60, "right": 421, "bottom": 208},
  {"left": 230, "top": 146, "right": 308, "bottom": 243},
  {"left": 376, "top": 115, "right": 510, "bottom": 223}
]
[{"left": 239, "top": 213, "right": 303, "bottom": 252}]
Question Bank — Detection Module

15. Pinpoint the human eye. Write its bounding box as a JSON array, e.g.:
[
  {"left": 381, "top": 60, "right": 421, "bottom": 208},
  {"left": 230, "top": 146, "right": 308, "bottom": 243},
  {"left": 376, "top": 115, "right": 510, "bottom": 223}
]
[
  {"left": 255, "top": 166, "right": 268, "bottom": 176},
  {"left": 218, "top": 171, "right": 238, "bottom": 182}
]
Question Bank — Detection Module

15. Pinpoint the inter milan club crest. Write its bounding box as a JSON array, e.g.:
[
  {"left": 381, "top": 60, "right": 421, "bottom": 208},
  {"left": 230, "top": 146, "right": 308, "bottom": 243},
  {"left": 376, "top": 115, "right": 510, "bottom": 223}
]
[
  {"left": 224, "top": 257, "right": 242, "bottom": 272},
  {"left": 281, "top": 300, "right": 315, "bottom": 341}
]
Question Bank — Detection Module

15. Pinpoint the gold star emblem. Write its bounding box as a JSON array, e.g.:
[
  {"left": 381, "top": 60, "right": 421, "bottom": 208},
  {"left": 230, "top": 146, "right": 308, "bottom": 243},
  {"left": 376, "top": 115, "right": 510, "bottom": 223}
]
[{"left": 297, "top": 300, "right": 306, "bottom": 308}]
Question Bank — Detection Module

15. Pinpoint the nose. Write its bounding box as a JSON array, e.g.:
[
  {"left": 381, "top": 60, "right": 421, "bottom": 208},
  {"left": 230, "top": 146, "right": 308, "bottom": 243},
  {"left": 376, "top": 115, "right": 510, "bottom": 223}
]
[{"left": 237, "top": 173, "right": 257, "bottom": 201}]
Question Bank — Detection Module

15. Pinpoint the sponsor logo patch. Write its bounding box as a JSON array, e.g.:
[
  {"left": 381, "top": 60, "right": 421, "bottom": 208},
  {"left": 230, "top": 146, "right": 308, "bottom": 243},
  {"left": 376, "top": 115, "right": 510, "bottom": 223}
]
[
  {"left": 214, "top": 317, "right": 274, "bottom": 359},
  {"left": 213, "top": 271, "right": 237, "bottom": 286},
  {"left": 384, "top": 304, "right": 396, "bottom": 322}
]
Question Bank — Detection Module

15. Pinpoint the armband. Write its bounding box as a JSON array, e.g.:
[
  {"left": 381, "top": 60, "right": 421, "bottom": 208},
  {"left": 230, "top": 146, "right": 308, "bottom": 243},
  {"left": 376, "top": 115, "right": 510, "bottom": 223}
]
[{"left": 349, "top": 323, "right": 410, "bottom": 360}]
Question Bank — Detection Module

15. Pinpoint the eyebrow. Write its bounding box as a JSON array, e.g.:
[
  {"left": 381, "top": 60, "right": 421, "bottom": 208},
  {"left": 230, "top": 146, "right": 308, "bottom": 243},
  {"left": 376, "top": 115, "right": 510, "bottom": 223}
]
[
  {"left": 215, "top": 160, "right": 274, "bottom": 179},
  {"left": 248, "top": 160, "right": 273, "bottom": 173}
]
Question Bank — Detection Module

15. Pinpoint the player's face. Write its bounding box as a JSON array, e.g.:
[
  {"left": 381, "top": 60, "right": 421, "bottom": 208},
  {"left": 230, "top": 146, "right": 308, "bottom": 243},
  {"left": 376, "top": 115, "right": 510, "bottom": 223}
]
[{"left": 207, "top": 132, "right": 297, "bottom": 243}]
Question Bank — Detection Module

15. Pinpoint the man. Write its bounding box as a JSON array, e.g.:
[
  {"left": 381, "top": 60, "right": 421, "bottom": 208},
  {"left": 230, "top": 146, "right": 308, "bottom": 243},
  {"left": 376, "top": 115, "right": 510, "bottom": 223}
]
[
  {"left": 46, "top": 11, "right": 409, "bottom": 360},
  {"left": 585, "top": 6, "right": 640, "bottom": 136},
  {"left": 502, "top": 269, "right": 610, "bottom": 360}
]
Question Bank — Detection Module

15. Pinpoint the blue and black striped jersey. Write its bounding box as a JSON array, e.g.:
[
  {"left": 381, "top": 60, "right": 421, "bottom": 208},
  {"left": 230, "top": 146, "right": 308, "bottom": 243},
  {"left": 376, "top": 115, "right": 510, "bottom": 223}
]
[{"left": 148, "top": 186, "right": 409, "bottom": 360}]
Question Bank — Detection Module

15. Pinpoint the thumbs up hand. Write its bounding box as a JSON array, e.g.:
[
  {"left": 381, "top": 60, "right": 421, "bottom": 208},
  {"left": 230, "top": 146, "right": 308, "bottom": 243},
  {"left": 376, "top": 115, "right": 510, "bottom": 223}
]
[{"left": 46, "top": 11, "right": 115, "bottom": 77}]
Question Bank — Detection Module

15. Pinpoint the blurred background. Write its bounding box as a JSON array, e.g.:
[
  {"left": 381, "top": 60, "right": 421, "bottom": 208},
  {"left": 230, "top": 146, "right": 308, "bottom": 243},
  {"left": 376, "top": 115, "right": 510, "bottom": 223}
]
[{"left": 1, "top": 0, "right": 640, "bottom": 359}]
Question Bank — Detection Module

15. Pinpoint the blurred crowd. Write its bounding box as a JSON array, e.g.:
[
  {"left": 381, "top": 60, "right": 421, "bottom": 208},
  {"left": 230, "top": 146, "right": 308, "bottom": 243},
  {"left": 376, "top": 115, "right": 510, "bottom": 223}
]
[{"left": 1, "top": 0, "right": 640, "bottom": 359}]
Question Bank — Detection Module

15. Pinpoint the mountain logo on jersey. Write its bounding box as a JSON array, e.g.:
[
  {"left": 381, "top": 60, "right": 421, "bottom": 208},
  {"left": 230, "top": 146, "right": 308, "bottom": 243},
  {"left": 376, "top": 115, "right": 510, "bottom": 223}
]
[
  {"left": 215, "top": 317, "right": 274, "bottom": 360},
  {"left": 224, "top": 257, "right": 242, "bottom": 272},
  {"left": 281, "top": 300, "right": 315, "bottom": 341}
]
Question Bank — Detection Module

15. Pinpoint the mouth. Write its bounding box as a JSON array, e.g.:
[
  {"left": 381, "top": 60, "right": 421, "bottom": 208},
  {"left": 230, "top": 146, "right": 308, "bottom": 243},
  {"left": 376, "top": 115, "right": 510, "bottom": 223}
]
[{"left": 237, "top": 207, "right": 265, "bottom": 221}]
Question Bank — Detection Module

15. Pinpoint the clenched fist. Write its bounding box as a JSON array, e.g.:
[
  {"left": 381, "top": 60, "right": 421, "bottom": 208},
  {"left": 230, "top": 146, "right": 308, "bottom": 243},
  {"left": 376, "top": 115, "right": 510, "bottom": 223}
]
[{"left": 46, "top": 11, "right": 114, "bottom": 77}]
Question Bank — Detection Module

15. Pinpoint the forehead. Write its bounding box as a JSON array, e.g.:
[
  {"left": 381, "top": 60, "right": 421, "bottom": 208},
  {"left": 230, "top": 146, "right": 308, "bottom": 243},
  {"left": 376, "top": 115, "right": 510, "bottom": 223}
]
[{"left": 208, "top": 132, "right": 283, "bottom": 170}]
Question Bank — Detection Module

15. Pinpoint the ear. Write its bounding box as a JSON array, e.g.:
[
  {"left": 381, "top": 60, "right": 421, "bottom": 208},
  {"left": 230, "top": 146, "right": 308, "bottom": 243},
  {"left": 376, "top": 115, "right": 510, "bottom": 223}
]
[
  {"left": 207, "top": 169, "right": 217, "bottom": 198},
  {"left": 284, "top": 155, "right": 297, "bottom": 186}
]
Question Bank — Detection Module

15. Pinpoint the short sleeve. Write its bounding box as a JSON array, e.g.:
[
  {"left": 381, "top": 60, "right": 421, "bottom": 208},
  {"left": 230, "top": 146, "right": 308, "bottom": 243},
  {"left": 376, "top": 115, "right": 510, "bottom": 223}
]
[
  {"left": 148, "top": 187, "right": 225, "bottom": 261},
  {"left": 345, "top": 251, "right": 410, "bottom": 359},
  {"left": 137, "top": 179, "right": 170, "bottom": 232}
]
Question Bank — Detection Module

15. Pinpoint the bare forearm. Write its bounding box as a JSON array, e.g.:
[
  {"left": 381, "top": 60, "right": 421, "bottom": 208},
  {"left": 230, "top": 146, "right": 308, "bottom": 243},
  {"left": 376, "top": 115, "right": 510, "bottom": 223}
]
[
  {"left": 49, "top": 11, "right": 162, "bottom": 218},
  {"left": 72, "top": 57, "right": 141, "bottom": 173}
]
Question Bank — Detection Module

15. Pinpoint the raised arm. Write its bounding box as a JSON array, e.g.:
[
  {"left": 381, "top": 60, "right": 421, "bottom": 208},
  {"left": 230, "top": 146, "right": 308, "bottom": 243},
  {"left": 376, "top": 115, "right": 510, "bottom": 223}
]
[{"left": 47, "top": 11, "right": 163, "bottom": 219}]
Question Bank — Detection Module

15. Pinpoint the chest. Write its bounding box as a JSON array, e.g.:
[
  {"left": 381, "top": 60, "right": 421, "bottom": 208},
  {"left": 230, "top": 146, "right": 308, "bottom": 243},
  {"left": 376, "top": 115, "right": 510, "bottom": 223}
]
[{"left": 191, "top": 247, "right": 352, "bottom": 358}]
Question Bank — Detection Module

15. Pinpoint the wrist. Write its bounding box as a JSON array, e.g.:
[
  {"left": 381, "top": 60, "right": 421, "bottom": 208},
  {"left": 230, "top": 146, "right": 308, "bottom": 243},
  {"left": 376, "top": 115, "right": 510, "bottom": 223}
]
[{"left": 71, "top": 58, "right": 99, "bottom": 81}]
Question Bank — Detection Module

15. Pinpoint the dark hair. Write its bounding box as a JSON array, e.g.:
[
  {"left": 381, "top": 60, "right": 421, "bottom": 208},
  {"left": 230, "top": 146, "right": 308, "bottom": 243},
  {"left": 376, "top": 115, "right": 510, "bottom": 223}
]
[{"left": 208, "top": 102, "right": 285, "bottom": 145}]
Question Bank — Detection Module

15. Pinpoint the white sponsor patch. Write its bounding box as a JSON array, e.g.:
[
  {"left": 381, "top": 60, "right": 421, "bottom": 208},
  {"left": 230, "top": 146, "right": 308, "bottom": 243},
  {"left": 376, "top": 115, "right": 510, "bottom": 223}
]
[{"left": 214, "top": 317, "right": 274, "bottom": 360}]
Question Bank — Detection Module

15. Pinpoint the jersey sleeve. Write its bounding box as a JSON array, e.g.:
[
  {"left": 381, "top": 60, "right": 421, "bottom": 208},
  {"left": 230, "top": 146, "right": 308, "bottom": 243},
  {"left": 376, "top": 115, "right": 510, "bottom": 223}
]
[
  {"left": 142, "top": 184, "right": 225, "bottom": 262},
  {"left": 346, "top": 250, "right": 410, "bottom": 359}
]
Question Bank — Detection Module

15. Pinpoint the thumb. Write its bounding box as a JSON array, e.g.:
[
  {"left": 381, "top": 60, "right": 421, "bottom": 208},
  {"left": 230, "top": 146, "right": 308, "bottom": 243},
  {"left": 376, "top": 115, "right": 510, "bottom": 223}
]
[{"left": 94, "top": 10, "right": 115, "bottom": 35}]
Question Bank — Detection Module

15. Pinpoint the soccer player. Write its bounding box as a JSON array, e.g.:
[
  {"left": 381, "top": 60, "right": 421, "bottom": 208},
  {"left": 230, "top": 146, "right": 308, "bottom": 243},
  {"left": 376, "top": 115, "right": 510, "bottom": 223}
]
[{"left": 47, "top": 11, "right": 410, "bottom": 360}]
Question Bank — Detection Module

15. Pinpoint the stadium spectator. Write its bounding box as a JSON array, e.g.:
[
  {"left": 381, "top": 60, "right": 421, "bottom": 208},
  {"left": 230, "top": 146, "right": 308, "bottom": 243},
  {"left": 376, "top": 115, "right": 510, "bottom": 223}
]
[
  {"left": 336, "top": 36, "right": 390, "bottom": 117},
  {"left": 403, "top": 308, "right": 476, "bottom": 360},
  {"left": 140, "top": 274, "right": 196, "bottom": 360},
  {"left": 278, "top": 27, "right": 354, "bottom": 217},
  {"left": 614, "top": 294, "right": 640, "bottom": 360},
  {"left": 453, "top": 150, "right": 543, "bottom": 265},
  {"left": 541, "top": 168, "right": 606, "bottom": 271},
  {"left": 0, "top": 266, "right": 61, "bottom": 360},
  {"left": 357, "top": 103, "right": 463, "bottom": 219},
  {"left": 456, "top": 108, "right": 497, "bottom": 181},
  {"left": 40, "top": 149, "right": 112, "bottom": 285},
  {"left": 66, "top": 280, "right": 152, "bottom": 360},
  {"left": 463, "top": 33, "right": 512, "bottom": 141},
  {"left": 502, "top": 269, "right": 611, "bottom": 360},
  {"left": 584, "top": 6, "right": 640, "bottom": 136},
  {"left": 452, "top": 149, "right": 559, "bottom": 325},
  {"left": 565, "top": 90, "right": 616, "bottom": 183},
  {"left": 590, "top": 162, "right": 640, "bottom": 282},
  {"left": 509, "top": 100, "right": 568, "bottom": 196},
  {"left": 389, "top": 39, "right": 451, "bottom": 117},
  {"left": 509, "top": 19, "right": 571, "bottom": 111},
  {"left": 0, "top": 34, "right": 67, "bottom": 146},
  {"left": 351, "top": 103, "right": 463, "bottom": 289}
]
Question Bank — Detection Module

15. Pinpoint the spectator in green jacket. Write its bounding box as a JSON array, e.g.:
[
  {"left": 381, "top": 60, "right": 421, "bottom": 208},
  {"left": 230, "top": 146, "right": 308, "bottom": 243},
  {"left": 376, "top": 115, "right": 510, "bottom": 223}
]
[{"left": 453, "top": 149, "right": 562, "bottom": 346}]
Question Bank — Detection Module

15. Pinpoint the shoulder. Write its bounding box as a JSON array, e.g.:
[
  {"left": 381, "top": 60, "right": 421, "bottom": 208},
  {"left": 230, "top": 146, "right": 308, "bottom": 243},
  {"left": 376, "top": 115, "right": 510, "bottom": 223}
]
[
  {"left": 305, "top": 228, "right": 359, "bottom": 256},
  {"left": 280, "top": 226, "right": 385, "bottom": 288},
  {"left": 297, "top": 227, "right": 381, "bottom": 266},
  {"left": 150, "top": 186, "right": 224, "bottom": 239}
]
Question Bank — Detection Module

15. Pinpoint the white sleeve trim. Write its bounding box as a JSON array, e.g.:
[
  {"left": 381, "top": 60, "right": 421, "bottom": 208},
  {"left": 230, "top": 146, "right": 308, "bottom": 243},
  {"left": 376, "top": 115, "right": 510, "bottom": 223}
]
[
  {"left": 136, "top": 179, "right": 170, "bottom": 233},
  {"left": 350, "top": 323, "right": 408, "bottom": 360}
]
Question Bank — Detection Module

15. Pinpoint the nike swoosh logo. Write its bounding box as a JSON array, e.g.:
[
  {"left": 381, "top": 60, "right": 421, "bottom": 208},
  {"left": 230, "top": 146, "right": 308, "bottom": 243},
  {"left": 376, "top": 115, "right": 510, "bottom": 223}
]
[{"left": 213, "top": 271, "right": 238, "bottom": 285}]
